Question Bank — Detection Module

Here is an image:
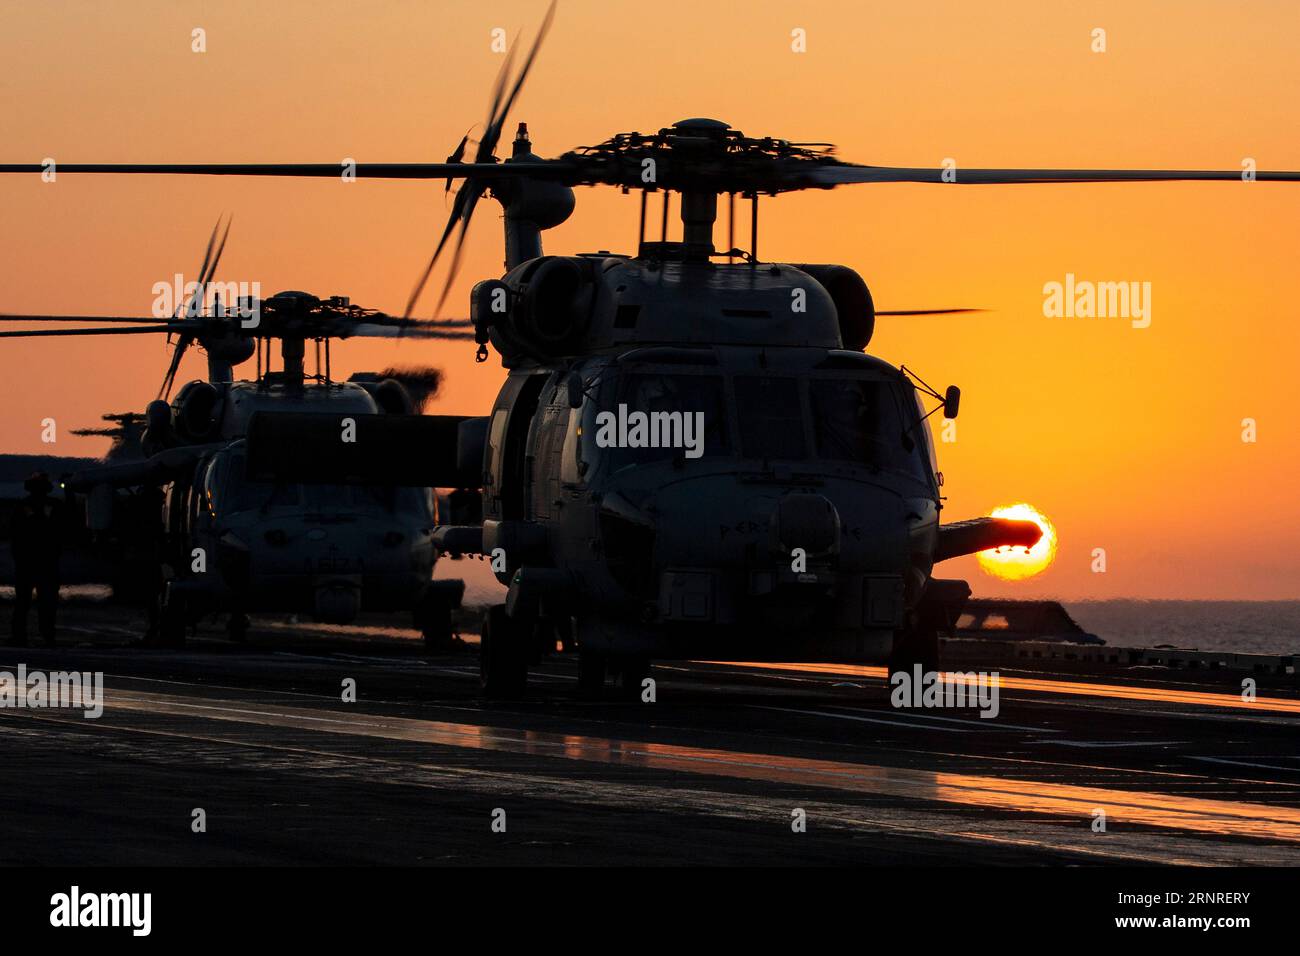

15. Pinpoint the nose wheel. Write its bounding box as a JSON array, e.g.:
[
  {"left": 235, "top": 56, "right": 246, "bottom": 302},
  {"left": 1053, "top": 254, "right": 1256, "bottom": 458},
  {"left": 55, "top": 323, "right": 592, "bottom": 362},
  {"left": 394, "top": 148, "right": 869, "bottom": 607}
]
[{"left": 415, "top": 592, "right": 455, "bottom": 652}]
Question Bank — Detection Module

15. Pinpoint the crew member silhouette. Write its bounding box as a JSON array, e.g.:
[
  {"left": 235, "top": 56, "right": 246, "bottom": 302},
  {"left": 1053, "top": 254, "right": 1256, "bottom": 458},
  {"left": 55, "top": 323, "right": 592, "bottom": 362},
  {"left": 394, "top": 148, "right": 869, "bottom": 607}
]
[{"left": 9, "top": 472, "right": 63, "bottom": 646}]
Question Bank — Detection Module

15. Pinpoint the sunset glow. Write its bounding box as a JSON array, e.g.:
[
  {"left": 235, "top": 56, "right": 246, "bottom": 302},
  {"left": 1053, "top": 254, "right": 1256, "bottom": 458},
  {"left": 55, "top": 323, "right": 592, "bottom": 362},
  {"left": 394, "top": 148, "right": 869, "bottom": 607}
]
[
  {"left": 0, "top": 0, "right": 1297, "bottom": 599},
  {"left": 977, "top": 503, "right": 1058, "bottom": 581}
]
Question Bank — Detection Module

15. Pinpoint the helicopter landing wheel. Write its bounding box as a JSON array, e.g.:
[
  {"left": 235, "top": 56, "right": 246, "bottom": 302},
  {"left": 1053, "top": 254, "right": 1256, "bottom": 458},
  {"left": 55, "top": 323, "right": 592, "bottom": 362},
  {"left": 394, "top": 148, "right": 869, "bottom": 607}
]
[
  {"left": 886, "top": 625, "right": 941, "bottom": 683},
  {"left": 576, "top": 651, "right": 607, "bottom": 700},
  {"left": 416, "top": 593, "right": 455, "bottom": 653},
  {"left": 480, "top": 604, "right": 527, "bottom": 699}
]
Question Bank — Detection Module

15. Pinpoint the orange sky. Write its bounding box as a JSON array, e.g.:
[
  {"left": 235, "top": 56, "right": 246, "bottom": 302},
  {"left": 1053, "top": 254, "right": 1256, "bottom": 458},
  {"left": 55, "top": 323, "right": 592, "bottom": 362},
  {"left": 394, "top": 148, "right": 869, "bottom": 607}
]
[{"left": 1, "top": 0, "right": 1297, "bottom": 599}]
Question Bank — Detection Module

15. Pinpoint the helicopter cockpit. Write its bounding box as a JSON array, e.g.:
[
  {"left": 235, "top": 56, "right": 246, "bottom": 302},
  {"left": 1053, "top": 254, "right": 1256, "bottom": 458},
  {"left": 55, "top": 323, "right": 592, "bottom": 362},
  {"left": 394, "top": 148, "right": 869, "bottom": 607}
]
[
  {"left": 200, "top": 447, "right": 435, "bottom": 521},
  {"left": 566, "top": 351, "right": 937, "bottom": 490}
]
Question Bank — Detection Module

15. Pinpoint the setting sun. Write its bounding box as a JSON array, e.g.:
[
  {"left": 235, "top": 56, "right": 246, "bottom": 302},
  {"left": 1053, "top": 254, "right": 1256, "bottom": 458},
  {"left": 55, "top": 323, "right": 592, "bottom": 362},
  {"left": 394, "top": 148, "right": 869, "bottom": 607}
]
[{"left": 977, "top": 503, "right": 1058, "bottom": 581}]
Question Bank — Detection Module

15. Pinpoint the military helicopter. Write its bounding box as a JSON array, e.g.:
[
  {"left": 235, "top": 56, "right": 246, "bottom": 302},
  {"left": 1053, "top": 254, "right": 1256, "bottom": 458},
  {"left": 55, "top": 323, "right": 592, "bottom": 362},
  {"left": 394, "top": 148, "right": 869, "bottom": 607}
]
[
  {"left": 3, "top": 3, "right": 1298, "bottom": 694},
  {"left": 0, "top": 229, "right": 476, "bottom": 647},
  {"left": 0, "top": 411, "right": 145, "bottom": 592},
  {"left": 70, "top": 412, "right": 148, "bottom": 462}
]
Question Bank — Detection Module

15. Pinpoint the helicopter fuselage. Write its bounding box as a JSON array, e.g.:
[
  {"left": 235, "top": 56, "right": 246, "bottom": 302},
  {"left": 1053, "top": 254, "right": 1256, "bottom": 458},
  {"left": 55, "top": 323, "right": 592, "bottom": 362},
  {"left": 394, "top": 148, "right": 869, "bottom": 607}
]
[
  {"left": 156, "top": 381, "right": 452, "bottom": 629},
  {"left": 484, "top": 344, "right": 941, "bottom": 661},
  {"left": 456, "top": 252, "right": 955, "bottom": 664},
  {"left": 165, "top": 442, "right": 438, "bottom": 623}
]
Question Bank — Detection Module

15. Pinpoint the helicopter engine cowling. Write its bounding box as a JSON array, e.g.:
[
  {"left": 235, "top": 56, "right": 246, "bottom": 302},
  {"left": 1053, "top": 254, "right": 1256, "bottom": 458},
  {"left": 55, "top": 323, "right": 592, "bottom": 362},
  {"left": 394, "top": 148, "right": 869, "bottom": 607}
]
[
  {"left": 140, "top": 399, "right": 177, "bottom": 456},
  {"left": 478, "top": 255, "right": 844, "bottom": 364},
  {"left": 486, "top": 255, "right": 599, "bottom": 360},
  {"left": 370, "top": 378, "right": 414, "bottom": 415},
  {"left": 174, "top": 381, "right": 222, "bottom": 443},
  {"left": 795, "top": 264, "right": 875, "bottom": 351}
]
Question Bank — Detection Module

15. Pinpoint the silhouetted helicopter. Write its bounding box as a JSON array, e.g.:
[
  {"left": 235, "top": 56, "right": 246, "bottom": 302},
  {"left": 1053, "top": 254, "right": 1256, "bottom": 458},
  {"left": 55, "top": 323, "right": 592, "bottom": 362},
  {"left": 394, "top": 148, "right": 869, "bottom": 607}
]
[
  {"left": 71, "top": 412, "right": 148, "bottom": 463},
  {"left": 0, "top": 410, "right": 147, "bottom": 594},
  {"left": 0, "top": 227, "right": 475, "bottom": 646},
  {"left": 3, "top": 2, "right": 1297, "bottom": 693}
]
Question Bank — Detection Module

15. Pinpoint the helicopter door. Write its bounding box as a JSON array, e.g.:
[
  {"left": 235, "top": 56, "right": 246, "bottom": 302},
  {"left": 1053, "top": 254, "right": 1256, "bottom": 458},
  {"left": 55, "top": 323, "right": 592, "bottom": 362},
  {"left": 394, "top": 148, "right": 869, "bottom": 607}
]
[
  {"left": 529, "top": 386, "right": 570, "bottom": 520},
  {"left": 489, "top": 372, "right": 548, "bottom": 521},
  {"left": 188, "top": 461, "right": 208, "bottom": 534},
  {"left": 162, "top": 476, "right": 193, "bottom": 567}
]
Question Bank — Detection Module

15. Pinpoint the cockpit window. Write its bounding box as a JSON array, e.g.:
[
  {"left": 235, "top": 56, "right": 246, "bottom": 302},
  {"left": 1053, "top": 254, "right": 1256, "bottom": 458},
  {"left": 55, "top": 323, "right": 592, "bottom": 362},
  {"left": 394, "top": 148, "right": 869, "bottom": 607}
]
[
  {"left": 603, "top": 372, "right": 729, "bottom": 470},
  {"left": 734, "top": 376, "right": 806, "bottom": 459},
  {"left": 810, "top": 378, "right": 931, "bottom": 482},
  {"left": 213, "top": 453, "right": 431, "bottom": 518}
]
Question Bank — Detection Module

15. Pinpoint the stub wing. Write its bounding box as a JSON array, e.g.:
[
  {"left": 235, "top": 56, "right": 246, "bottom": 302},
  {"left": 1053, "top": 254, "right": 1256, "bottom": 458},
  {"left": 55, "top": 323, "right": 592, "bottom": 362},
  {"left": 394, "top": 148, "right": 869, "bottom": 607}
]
[{"left": 935, "top": 517, "right": 1042, "bottom": 563}]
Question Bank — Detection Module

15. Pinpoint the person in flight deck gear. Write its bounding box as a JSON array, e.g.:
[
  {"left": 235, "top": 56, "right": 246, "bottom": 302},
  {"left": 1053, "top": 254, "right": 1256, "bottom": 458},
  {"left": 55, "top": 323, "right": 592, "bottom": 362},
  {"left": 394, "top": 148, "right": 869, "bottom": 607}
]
[{"left": 9, "top": 472, "right": 64, "bottom": 647}]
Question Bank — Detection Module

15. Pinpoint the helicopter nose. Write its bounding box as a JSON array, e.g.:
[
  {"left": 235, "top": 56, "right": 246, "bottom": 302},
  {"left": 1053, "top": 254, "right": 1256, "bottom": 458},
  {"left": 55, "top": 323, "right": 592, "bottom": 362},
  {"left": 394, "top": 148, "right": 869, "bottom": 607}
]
[{"left": 771, "top": 493, "right": 841, "bottom": 559}]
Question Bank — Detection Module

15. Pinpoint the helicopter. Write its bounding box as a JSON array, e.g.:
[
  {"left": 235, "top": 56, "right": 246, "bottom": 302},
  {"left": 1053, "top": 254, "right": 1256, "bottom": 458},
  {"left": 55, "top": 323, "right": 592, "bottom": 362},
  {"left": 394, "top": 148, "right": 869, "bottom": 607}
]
[
  {"left": 0, "top": 230, "right": 476, "bottom": 647},
  {"left": 2, "top": 2, "right": 1298, "bottom": 694},
  {"left": 70, "top": 412, "right": 148, "bottom": 463},
  {"left": 0, "top": 411, "right": 147, "bottom": 593}
]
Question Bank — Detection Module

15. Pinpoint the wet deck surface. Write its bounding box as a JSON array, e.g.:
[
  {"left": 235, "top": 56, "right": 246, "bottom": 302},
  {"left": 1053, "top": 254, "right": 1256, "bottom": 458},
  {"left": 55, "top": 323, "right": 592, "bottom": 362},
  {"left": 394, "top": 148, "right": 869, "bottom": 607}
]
[{"left": 2, "top": 604, "right": 1298, "bottom": 865}]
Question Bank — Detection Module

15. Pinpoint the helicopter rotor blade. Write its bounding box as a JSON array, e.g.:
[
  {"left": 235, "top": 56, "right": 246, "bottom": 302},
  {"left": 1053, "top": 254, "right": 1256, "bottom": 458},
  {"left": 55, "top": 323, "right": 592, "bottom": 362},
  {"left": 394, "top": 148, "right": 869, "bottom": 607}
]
[
  {"left": 360, "top": 314, "right": 474, "bottom": 329},
  {"left": 163, "top": 217, "right": 221, "bottom": 399},
  {"left": 444, "top": 128, "right": 475, "bottom": 195},
  {"left": 808, "top": 165, "right": 1300, "bottom": 186},
  {"left": 204, "top": 216, "right": 232, "bottom": 287},
  {"left": 403, "top": 181, "right": 481, "bottom": 319},
  {"left": 197, "top": 214, "right": 233, "bottom": 314},
  {"left": 875, "top": 308, "right": 985, "bottom": 316},
  {"left": 0, "top": 314, "right": 173, "bottom": 323},
  {"left": 405, "top": 1, "right": 555, "bottom": 319},
  {"left": 0, "top": 326, "right": 176, "bottom": 338},
  {"left": 182, "top": 214, "right": 232, "bottom": 318},
  {"left": 480, "top": 0, "right": 556, "bottom": 162},
  {"left": 405, "top": 317, "right": 474, "bottom": 328},
  {"left": 158, "top": 336, "right": 190, "bottom": 399},
  {"left": 344, "top": 323, "right": 476, "bottom": 340},
  {"left": 0, "top": 161, "right": 567, "bottom": 180},
  {"left": 431, "top": 190, "right": 482, "bottom": 319},
  {"left": 180, "top": 217, "right": 222, "bottom": 318},
  {"left": 480, "top": 46, "right": 517, "bottom": 163},
  {"left": 162, "top": 216, "right": 232, "bottom": 399}
]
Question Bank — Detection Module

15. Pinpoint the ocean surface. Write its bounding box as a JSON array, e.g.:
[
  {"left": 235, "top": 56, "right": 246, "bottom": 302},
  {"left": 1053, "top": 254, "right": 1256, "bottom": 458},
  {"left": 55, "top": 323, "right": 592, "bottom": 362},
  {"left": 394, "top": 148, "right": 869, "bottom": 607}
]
[
  {"left": 446, "top": 563, "right": 1300, "bottom": 656},
  {"left": 1065, "top": 601, "right": 1300, "bottom": 656},
  {"left": 6, "top": 583, "right": 1297, "bottom": 657}
]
